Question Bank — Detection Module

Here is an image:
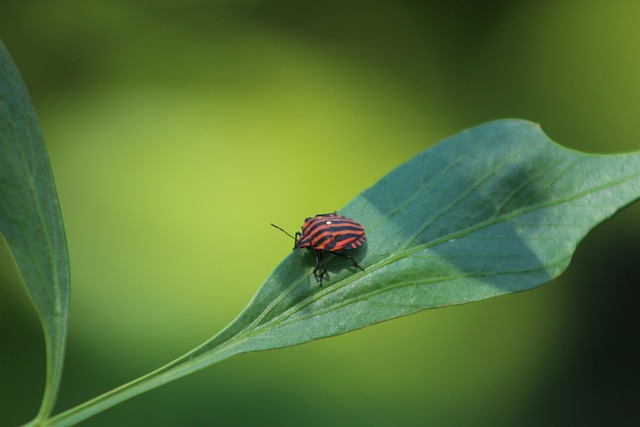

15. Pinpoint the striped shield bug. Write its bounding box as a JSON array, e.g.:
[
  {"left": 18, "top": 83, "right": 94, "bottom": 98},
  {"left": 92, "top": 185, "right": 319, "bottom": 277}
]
[{"left": 271, "top": 213, "right": 366, "bottom": 286}]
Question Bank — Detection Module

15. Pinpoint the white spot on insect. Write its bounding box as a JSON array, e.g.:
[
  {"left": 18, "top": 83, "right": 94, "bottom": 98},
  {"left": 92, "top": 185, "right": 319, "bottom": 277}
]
[{"left": 326, "top": 221, "right": 332, "bottom": 225}]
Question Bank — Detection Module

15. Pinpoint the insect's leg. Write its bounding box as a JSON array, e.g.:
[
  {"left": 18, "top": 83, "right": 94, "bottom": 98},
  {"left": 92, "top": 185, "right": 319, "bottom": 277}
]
[
  {"left": 332, "top": 252, "right": 365, "bottom": 272},
  {"left": 313, "top": 249, "right": 327, "bottom": 286},
  {"left": 294, "top": 231, "right": 302, "bottom": 250},
  {"left": 312, "top": 250, "right": 320, "bottom": 281}
]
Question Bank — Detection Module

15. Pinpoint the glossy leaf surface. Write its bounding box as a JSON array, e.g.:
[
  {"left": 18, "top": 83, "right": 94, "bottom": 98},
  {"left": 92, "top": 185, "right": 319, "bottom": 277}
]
[
  {"left": 0, "top": 40, "right": 70, "bottom": 421},
  {"left": 225, "top": 119, "right": 640, "bottom": 350},
  {"left": 47, "top": 119, "right": 640, "bottom": 427}
]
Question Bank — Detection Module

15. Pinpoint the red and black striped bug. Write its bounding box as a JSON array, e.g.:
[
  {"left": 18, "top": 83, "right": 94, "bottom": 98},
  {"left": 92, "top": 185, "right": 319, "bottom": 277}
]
[{"left": 271, "top": 213, "right": 366, "bottom": 286}]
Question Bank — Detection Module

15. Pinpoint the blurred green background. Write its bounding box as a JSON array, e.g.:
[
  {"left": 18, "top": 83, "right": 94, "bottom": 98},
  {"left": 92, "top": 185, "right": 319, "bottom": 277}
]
[{"left": 1, "top": 1, "right": 639, "bottom": 426}]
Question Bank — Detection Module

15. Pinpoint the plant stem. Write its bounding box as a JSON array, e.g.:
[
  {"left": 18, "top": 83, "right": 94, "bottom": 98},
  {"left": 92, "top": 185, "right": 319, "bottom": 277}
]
[{"left": 34, "top": 332, "right": 247, "bottom": 427}]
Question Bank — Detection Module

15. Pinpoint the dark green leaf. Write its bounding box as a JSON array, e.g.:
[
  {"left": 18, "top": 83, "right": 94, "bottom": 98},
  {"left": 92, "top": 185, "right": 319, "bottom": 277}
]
[
  {"left": 217, "top": 119, "right": 640, "bottom": 351},
  {"left": 47, "top": 119, "right": 640, "bottom": 426},
  {"left": 0, "top": 40, "right": 70, "bottom": 421}
]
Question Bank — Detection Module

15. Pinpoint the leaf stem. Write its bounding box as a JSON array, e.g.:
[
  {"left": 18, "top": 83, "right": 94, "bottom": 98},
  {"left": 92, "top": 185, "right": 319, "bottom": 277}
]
[{"left": 33, "top": 330, "right": 249, "bottom": 427}]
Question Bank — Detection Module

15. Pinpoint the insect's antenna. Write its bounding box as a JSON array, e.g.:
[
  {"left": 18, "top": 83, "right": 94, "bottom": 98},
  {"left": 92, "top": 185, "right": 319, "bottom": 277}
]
[{"left": 271, "top": 223, "right": 296, "bottom": 240}]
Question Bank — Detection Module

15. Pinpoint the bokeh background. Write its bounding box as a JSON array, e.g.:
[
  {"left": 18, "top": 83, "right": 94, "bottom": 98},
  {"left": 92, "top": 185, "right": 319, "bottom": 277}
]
[{"left": 1, "top": 1, "right": 639, "bottom": 426}]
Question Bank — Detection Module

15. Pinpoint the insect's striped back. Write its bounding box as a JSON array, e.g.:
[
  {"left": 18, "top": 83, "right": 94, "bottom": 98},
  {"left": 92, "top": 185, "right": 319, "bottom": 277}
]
[{"left": 296, "top": 214, "right": 366, "bottom": 251}]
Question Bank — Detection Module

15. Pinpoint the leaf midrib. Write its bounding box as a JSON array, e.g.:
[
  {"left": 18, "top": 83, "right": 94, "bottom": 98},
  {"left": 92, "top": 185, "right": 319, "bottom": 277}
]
[
  {"left": 7, "top": 100, "right": 63, "bottom": 313},
  {"left": 240, "top": 164, "right": 640, "bottom": 338},
  {"left": 257, "top": 255, "right": 572, "bottom": 334}
]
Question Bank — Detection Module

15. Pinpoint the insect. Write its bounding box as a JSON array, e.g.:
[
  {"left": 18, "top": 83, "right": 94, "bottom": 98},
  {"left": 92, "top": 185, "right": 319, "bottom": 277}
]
[{"left": 271, "top": 213, "right": 366, "bottom": 286}]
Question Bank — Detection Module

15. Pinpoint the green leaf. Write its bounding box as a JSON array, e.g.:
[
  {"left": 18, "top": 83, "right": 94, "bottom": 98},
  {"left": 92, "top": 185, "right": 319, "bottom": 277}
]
[
  {"left": 214, "top": 119, "right": 640, "bottom": 350},
  {"left": 0, "top": 41, "right": 70, "bottom": 421},
  {"left": 46, "top": 119, "right": 640, "bottom": 427}
]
